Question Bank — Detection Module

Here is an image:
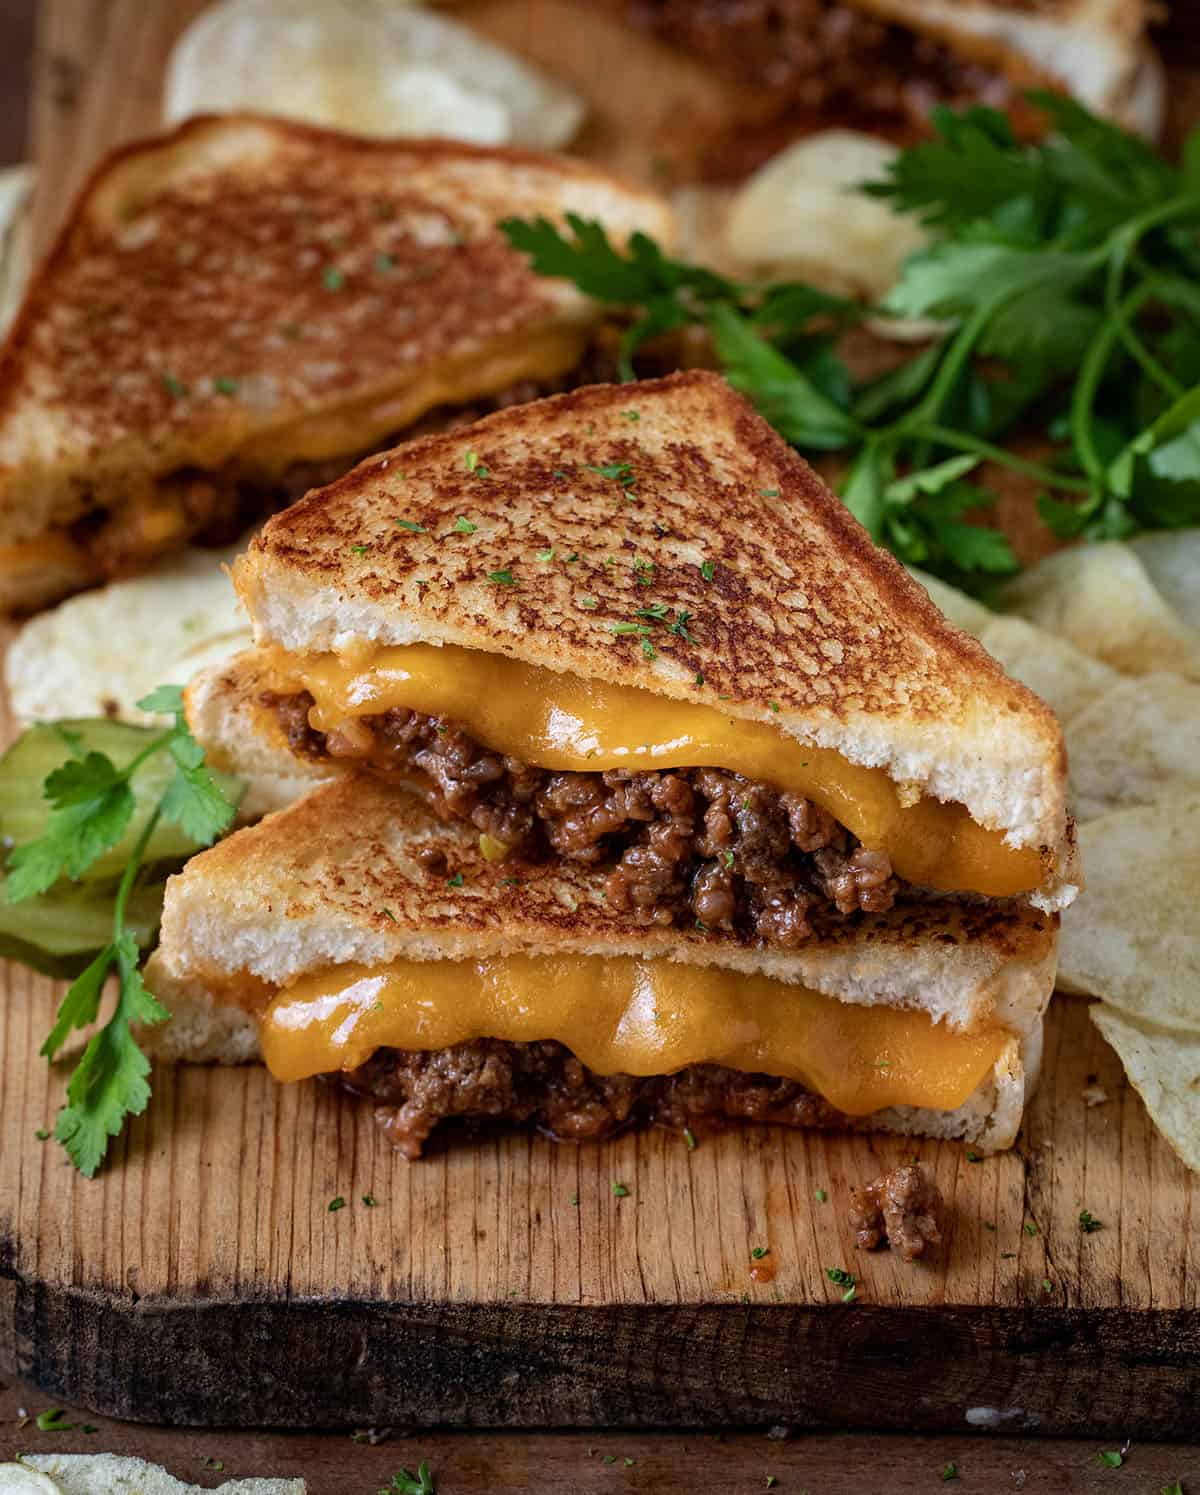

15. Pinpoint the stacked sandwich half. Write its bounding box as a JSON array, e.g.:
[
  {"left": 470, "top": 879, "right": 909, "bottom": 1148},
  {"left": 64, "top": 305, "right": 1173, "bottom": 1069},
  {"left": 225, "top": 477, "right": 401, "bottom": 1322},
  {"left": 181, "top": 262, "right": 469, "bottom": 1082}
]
[{"left": 147, "top": 370, "right": 1076, "bottom": 1156}]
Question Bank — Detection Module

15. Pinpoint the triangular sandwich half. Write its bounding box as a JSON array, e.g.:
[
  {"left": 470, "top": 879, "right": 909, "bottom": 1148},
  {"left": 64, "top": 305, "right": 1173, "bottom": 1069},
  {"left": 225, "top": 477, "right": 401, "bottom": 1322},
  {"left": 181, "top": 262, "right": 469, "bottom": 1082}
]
[
  {"left": 0, "top": 114, "right": 669, "bottom": 610},
  {"left": 192, "top": 369, "right": 1078, "bottom": 926},
  {"left": 146, "top": 775, "right": 1054, "bottom": 1155}
]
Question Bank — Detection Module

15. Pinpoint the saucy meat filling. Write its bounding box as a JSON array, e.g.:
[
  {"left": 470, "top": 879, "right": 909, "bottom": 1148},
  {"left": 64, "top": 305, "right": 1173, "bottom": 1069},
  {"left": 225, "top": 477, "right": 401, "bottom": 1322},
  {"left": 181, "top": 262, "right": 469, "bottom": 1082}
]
[{"left": 266, "top": 690, "right": 901, "bottom": 945}]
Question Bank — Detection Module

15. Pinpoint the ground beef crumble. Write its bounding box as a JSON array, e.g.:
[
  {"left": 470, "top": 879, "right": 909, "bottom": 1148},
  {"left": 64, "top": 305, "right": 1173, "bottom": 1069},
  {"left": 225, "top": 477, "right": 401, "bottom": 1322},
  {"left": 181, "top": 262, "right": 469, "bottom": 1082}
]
[
  {"left": 344, "top": 1038, "right": 848, "bottom": 1159},
  {"left": 264, "top": 691, "right": 901, "bottom": 943},
  {"left": 848, "top": 1162, "right": 943, "bottom": 1261}
]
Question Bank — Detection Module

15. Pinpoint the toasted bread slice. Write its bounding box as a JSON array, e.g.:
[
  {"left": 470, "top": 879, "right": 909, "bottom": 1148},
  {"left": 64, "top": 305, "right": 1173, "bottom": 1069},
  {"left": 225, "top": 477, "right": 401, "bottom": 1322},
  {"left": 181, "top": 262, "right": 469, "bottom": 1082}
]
[
  {"left": 852, "top": 0, "right": 1163, "bottom": 137},
  {"left": 0, "top": 114, "right": 670, "bottom": 609},
  {"left": 146, "top": 776, "right": 1053, "bottom": 1152},
  {"left": 228, "top": 370, "right": 1074, "bottom": 899},
  {"left": 152, "top": 773, "right": 1056, "bottom": 1038}
]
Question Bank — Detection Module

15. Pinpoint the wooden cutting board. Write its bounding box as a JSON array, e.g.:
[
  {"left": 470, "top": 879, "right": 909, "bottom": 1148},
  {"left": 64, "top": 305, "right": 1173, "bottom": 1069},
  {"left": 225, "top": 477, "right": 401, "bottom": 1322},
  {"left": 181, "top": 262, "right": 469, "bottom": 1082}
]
[{"left": 3, "top": 0, "right": 1200, "bottom": 1435}]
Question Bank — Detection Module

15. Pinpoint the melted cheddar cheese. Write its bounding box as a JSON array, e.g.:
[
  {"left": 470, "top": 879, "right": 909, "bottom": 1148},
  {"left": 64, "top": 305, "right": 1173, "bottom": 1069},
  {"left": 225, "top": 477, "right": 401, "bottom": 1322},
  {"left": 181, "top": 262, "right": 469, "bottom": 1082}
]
[
  {"left": 261, "top": 953, "right": 1007, "bottom": 1115},
  {"left": 286, "top": 643, "right": 1042, "bottom": 897}
]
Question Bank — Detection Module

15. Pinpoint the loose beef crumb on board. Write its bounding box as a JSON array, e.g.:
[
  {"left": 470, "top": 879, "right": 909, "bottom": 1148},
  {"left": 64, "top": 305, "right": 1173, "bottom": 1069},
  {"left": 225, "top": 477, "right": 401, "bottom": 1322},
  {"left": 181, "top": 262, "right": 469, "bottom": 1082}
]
[
  {"left": 264, "top": 692, "right": 900, "bottom": 944},
  {"left": 848, "top": 1162, "right": 943, "bottom": 1261}
]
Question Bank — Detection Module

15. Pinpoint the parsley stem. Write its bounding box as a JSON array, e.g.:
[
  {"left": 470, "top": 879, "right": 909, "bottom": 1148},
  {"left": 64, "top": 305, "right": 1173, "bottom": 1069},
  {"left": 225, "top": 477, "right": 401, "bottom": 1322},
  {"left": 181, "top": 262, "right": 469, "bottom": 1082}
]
[
  {"left": 119, "top": 729, "right": 177, "bottom": 784},
  {"left": 918, "top": 426, "right": 1091, "bottom": 492},
  {"left": 112, "top": 803, "right": 162, "bottom": 940},
  {"left": 1071, "top": 280, "right": 1156, "bottom": 483},
  {"left": 903, "top": 301, "right": 995, "bottom": 431},
  {"left": 1113, "top": 311, "right": 1186, "bottom": 399}
]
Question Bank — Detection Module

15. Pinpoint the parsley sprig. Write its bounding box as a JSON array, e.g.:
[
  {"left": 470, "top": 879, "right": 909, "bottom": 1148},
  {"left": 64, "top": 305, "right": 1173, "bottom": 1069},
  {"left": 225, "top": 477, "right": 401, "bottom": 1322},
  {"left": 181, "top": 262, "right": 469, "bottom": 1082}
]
[
  {"left": 503, "top": 95, "right": 1200, "bottom": 590},
  {"left": 6, "top": 686, "right": 237, "bottom": 1176}
]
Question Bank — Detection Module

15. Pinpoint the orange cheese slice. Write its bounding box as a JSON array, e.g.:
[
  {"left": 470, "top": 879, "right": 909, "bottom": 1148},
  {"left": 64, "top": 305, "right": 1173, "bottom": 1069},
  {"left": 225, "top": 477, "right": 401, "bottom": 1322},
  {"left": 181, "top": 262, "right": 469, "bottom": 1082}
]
[
  {"left": 261, "top": 953, "right": 1008, "bottom": 1116},
  {"left": 289, "top": 643, "right": 1042, "bottom": 897}
]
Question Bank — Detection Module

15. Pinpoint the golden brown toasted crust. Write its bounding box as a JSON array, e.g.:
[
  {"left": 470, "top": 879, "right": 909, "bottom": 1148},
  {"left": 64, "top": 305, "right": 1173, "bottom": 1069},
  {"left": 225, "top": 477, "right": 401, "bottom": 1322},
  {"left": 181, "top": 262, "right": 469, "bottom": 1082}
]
[
  {"left": 235, "top": 370, "right": 1071, "bottom": 869},
  {"left": 157, "top": 773, "right": 1058, "bottom": 1039},
  {"left": 0, "top": 113, "right": 671, "bottom": 546}
]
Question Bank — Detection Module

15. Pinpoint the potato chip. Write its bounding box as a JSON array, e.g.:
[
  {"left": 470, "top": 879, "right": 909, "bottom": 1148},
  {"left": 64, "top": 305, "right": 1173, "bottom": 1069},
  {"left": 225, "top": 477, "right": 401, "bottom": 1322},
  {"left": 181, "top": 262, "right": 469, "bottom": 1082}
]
[
  {"left": 6, "top": 543, "right": 250, "bottom": 727},
  {"left": 1065, "top": 673, "right": 1200, "bottom": 821},
  {"left": 164, "top": 0, "right": 584, "bottom": 150},
  {"left": 978, "top": 615, "right": 1120, "bottom": 725},
  {"left": 724, "top": 131, "right": 928, "bottom": 304},
  {"left": 1002, "top": 541, "right": 1200, "bottom": 678},
  {"left": 18, "top": 1452, "right": 305, "bottom": 1494},
  {"left": 1090, "top": 1005, "right": 1200, "bottom": 1172},
  {"left": 905, "top": 566, "right": 991, "bottom": 635},
  {"left": 1129, "top": 527, "right": 1200, "bottom": 633},
  {"left": 1058, "top": 797, "right": 1200, "bottom": 1033},
  {"left": 0, "top": 163, "right": 32, "bottom": 337}
]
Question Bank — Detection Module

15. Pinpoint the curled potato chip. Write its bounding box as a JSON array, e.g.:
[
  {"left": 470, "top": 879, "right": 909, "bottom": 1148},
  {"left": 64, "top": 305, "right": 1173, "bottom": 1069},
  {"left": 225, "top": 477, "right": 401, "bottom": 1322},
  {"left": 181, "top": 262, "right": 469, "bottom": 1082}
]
[
  {"left": 1058, "top": 796, "right": 1200, "bottom": 1032},
  {"left": 1065, "top": 672, "right": 1200, "bottom": 821},
  {"left": 723, "top": 130, "right": 928, "bottom": 304},
  {"left": 978, "top": 615, "right": 1120, "bottom": 726},
  {"left": 1091, "top": 1005, "right": 1200, "bottom": 1173},
  {"left": 165, "top": 0, "right": 584, "bottom": 149},
  {"left": 1129, "top": 527, "right": 1200, "bottom": 633},
  {"left": 1003, "top": 541, "right": 1200, "bottom": 679},
  {"left": 18, "top": 1452, "right": 305, "bottom": 1494},
  {"left": 905, "top": 566, "right": 991, "bottom": 635},
  {"left": 6, "top": 543, "right": 250, "bottom": 727}
]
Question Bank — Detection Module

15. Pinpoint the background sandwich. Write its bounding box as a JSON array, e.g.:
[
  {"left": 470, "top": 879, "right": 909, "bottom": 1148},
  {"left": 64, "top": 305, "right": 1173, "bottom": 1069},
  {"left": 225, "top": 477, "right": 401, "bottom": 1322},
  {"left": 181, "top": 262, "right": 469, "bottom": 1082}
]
[{"left": 0, "top": 114, "right": 670, "bottom": 612}]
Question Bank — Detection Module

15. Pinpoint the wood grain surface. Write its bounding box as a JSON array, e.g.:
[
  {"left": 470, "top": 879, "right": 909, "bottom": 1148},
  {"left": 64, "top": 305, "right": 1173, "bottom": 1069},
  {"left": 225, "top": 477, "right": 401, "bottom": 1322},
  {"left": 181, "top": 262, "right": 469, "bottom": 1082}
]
[{"left": 4, "top": 0, "right": 1200, "bottom": 1447}]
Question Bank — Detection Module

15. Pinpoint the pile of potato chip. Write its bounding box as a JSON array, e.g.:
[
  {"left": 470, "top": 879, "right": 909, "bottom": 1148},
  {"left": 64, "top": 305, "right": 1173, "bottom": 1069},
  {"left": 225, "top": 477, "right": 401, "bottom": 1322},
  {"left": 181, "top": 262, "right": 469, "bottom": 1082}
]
[
  {"left": 3, "top": 1453, "right": 304, "bottom": 1493},
  {"left": 914, "top": 531, "right": 1200, "bottom": 1168}
]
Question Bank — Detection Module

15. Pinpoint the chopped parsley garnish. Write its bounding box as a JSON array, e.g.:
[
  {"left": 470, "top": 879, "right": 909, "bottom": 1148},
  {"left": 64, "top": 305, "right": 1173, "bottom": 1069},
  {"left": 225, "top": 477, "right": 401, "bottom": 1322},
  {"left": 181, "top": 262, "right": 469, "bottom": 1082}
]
[
  {"left": 751, "top": 1246, "right": 769, "bottom": 1260},
  {"left": 700, "top": 560, "right": 715, "bottom": 582},
  {"left": 683, "top": 1127, "right": 697, "bottom": 1150},
  {"left": 611, "top": 622, "right": 650, "bottom": 635},
  {"left": 321, "top": 266, "right": 345, "bottom": 291},
  {"left": 34, "top": 1127, "right": 49, "bottom": 1141},
  {"left": 1097, "top": 1451, "right": 1123, "bottom": 1468},
  {"left": 1042, "top": 1278, "right": 1054, "bottom": 1293},
  {"left": 569, "top": 1193, "right": 579, "bottom": 1206},
  {"left": 766, "top": 1479, "right": 777, "bottom": 1490},
  {"left": 464, "top": 450, "right": 490, "bottom": 478},
  {"left": 633, "top": 557, "right": 655, "bottom": 585},
  {"left": 721, "top": 850, "right": 735, "bottom": 869},
  {"left": 487, "top": 569, "right": 518, "bottom": 586},
  {"left": 641, "top": 638, "right": 657, "bottom": 660},
  {"left": 585, "top": 461, "right": 635, "bottom": 487},
  {"left": 612, "top": 1181, "right": 630, "bottom": 1198},
  {"left": 694, "top": 673, "right": 705, "bottom": 686},
  {"left": 446, "top": 872, "right": 464, "bottom": 887},
  {"left": 1079, "top": 1208, "right": 1103, "bottom": 1233},
  {"left": 814, "top": 1187, "right": 828, "bottom": 1203},
  {"left": 622, "top": 409, "right": 641, "bottom": 421},
  {"left": 395, "top": 519, "right": 426, "bottom": 533},
  {"left": 536, "top": 547, "right": 556, "bottom": 561},
  {"left": 381, "top": 907, "right": 397, "bottom": 921},
  {"left": 965, "top": 1149, "right": 983, "bottom": 1162},
  {"left": 636, "top": 602, "right": 669, "bottom": 621},
  {"left": 362, "top": 1194, "right": 378, "bottom": 1207},
  {"left": 453, "top": 516, "right": 477, "bottom": 535},
  {"left": 826, "top": 1267, "right": 857, "bottom": 1302},
  {"left": 1024, "top": 1221, "right": 1039, "bottom": 1236},
  {"left": 760, "top": 488, "right": 780, "bottom": 498},
  {"left": 380, "top": 1463, "right": 435, "bottom": 1495},
  {"left": 578, "top": 596, "right": 598, "bottom": 609},
  {"left": 942, "top": 1462, "right": 959, "bottom": 1481},
  {"left": 162, "top": 373, "right": 188, "bottom": 399},
  {"left": 350, "top": 544, "right": 370, "bottom": 557},
  {"left": 212, "top": 376, "right": 239, "bottom": 396},
  {"left": 36, "top": 1409, "right": 74, "bottom": 1432},
  {"left": 328, "top": 1196, "right": 346, "bottom": 1212},
  {"left": 1001, "top": 1251, "right": 1016, "bottom": 1260},
  {"left": 375, "top": 253, "right": 395, "bottom": 273},
  {"left": 768, "top": 700, "right": 780, "bottom": 713},
  {"left": 667, "top": 610, "right": 696, "bottom": 642}
]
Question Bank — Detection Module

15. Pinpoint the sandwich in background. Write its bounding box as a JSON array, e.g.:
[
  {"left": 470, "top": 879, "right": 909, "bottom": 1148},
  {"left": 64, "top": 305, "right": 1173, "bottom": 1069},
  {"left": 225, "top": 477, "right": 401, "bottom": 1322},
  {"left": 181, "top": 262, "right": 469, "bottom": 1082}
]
[
  {"left": 150, "top": 370, "right": 1073, "bottom": 1153},
  {"left": 0, "top": 114, "right": 670, "bottom": 612}
]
